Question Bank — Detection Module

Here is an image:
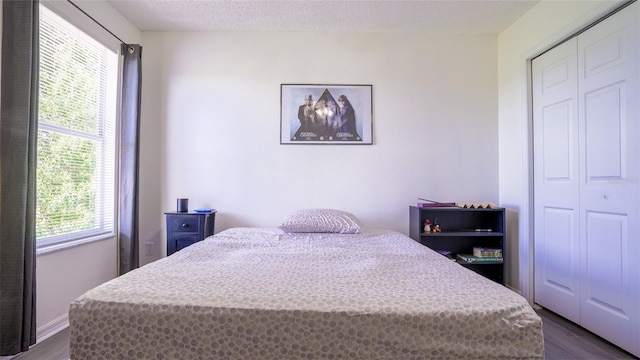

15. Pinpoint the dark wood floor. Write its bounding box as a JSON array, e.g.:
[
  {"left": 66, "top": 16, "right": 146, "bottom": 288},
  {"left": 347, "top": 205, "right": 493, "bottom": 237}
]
[
  {"left": 537, "top": 307, "right": 637, "bottom": 359},
  {"left": 9, "top": 308, "right": 639, "bottom": 360},
  {"left": 10, "top": 327, "right": 69, "bottom": 360}
]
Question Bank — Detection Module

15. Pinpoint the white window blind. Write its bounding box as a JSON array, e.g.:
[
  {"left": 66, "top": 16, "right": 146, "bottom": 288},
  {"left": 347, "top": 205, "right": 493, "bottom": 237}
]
[{"left": 37, "top": 5, "right": 118, "bottom": 249}]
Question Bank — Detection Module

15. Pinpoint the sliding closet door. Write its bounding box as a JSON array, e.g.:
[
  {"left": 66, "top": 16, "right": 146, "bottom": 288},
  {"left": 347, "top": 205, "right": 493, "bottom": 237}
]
[
  {"left": 532, "top": 38, "right": 581, "bottom": 324},
  {"left": 533, "top": 2, "right": 639, "bottom": 356},
  {"left": 577, "top": 2, "right": 639, "bottom": 355}
]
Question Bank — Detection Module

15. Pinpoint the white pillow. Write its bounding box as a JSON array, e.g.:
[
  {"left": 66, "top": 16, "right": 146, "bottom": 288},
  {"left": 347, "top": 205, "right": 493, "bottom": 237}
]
[{"left": 279, "top": 208, "right": 362, "bottom": 234}]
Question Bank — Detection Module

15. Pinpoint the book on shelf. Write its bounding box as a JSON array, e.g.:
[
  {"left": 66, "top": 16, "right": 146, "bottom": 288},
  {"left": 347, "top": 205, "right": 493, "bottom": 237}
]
[
  {"left": 473, "top": 247, "right": 503, "bottom": 258},
  {"left": 417, "top": 202, "right": 457, "bottom": 208},
  {"left": 435, "top": 250, "right": 456, "bottom": 261},
  {"left": 457, "top": 253, "right": 503, "bottom": 263}
]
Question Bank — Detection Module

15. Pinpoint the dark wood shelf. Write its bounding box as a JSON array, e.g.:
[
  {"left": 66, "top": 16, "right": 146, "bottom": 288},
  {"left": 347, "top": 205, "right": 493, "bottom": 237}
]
[
  {"left": 420, "top": 231, "right": 504, "bottom": 237},
  {"left": 410, "top": 205, "right": 506, "bottom": 284},
  {"left": 456, "top": 259, "right": 504, "bottom": 265}
]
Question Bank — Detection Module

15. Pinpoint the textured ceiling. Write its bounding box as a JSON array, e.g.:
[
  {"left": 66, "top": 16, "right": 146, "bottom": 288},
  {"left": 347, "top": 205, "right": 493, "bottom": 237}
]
[{"left": 104, "top": 0, "right": 540, "bottom": 34}]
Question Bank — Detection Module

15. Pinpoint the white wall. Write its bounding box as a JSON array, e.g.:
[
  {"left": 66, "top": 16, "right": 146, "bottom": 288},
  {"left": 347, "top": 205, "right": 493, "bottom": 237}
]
[
  {"left": 497, "top": 0, "right": 625, "bottom": 300},
  {"left": 32, "top": 0, "right": 141, "bottom": 341},
  {"left": 139, "top": 31, "right": 500, "bottom": 264}
]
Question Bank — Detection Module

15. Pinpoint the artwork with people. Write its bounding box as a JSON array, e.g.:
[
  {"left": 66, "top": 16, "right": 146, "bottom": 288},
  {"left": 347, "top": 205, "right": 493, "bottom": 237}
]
[
  {"left": 281, "top": 84, "right": 372, "bottom": 145},
  {"left": 290, "top": 89, "right": 362, "bottom": 142}
]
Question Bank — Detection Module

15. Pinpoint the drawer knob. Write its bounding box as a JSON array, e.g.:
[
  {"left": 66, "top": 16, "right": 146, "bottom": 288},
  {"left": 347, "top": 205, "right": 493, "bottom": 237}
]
[{"left": 181, "top": 223, "right": 189, "bottom": 228}]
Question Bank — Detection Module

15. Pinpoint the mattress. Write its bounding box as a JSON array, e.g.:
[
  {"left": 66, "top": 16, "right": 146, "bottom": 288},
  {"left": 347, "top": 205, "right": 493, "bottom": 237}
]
[{"left": 69, "top": 227, "right": 544, "bottom": 359}]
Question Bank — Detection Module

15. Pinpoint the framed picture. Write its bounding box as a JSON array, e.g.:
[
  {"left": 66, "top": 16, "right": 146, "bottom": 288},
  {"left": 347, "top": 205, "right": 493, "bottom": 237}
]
[{"left": 280, "top": 84, "right": 373, "bottom": 144}]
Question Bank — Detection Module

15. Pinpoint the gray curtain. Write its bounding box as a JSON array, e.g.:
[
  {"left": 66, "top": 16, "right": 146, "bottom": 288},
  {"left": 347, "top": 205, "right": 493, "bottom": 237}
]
[
  {"left": 0, "top": 0, "right": 39, "bottom": 355},
  {"left": 119, "top": 44, "right": 142, "bottom": 275}
]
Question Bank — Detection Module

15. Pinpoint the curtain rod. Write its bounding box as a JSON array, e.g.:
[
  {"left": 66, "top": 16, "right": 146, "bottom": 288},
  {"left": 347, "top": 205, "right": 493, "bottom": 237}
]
[{"left": 65, "top": 0, "right": 135, "bottom": 52}]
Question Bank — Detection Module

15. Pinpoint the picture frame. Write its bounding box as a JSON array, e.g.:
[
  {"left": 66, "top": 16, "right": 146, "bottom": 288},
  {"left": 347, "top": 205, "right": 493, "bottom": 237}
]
[{"left": 280, "top": 84, "right": 373, "bottom": 144}]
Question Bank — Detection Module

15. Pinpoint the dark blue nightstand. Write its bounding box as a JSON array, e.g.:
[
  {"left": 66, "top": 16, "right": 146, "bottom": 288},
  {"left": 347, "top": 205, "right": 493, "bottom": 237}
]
[{"left": 164, "top": 210, "right": 216, "bottom": 255}]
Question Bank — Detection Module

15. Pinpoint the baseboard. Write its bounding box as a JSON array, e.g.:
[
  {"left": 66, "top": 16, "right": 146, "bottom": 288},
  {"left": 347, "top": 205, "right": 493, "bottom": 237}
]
[{"left": 36, "top": 314, "right": 69, "bottom": 343}]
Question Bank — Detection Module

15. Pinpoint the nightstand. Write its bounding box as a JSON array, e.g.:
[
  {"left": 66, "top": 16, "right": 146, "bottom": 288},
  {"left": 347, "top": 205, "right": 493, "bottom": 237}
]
[{"left": 165, "top": 211, "right": 216, "bottom": 255}]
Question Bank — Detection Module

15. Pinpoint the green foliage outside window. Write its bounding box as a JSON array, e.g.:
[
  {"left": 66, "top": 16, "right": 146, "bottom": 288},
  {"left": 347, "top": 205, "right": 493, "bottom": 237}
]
[{"left": 36, "top": 132, "right": 98, "bottom": 238}]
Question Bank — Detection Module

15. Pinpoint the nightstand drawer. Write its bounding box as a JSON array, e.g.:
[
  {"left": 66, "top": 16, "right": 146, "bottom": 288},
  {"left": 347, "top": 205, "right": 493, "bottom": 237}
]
[{"left": 168, "top": 215, "right": 200, "bottom": 233}]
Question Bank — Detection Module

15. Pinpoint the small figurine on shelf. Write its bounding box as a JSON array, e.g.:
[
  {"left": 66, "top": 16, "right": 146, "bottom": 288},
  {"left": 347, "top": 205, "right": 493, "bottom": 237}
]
[
  {"left": 432, "top": 217, "right": 442, "bottom": 232},
  {"left": 423, "top": 218, "right": 432, "bottom": 233}
]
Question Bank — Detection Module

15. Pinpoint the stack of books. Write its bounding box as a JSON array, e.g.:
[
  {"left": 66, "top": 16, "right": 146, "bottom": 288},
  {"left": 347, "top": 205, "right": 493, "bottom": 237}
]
[
  {"left": 457, "top": 247, "right": 503, "bottom": 263},
  {"left": 473, "top": 247, "right": 502, "bottom": 258}
]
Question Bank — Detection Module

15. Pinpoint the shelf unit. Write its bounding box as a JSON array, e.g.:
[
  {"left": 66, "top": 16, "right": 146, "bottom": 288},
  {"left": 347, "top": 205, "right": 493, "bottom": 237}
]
[{"left": 409, "top": 206, "right": 505, "bottom": 284}]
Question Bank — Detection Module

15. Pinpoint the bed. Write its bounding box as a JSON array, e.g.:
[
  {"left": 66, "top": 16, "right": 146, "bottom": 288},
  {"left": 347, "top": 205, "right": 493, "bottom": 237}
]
[{"left": 69, "top": 209, "right": 544, "bottom": 359}]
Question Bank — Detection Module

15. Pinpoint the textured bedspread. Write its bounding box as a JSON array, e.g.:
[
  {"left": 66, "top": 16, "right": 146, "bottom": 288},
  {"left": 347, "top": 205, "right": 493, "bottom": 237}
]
[{"left": 69, "top": 228, "right": 544, "bottom": 359}]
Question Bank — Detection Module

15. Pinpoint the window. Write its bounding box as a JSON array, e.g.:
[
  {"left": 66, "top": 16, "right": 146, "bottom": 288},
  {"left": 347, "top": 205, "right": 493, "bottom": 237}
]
[{"left": 37, "top": 4, "right": 118, "bottom": 251}]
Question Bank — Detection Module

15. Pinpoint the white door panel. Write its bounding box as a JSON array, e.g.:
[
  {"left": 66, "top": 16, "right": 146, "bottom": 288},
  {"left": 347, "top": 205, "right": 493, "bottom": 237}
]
[
  {"left": 578, "top": 3, "right": 639, "bottom": 354},
  {"left": 542, "top": 101, "right": 574, "bottom": 181},
  {"left": 584, "top": 84, "right": 624, "bottom": 180},
  {"left": 584, "top": 210, "right": 626, "bottom": 315},
  {"left": 539, "top": 206, "right": 579, "bottom": 320},
  {"left": 583, "top": 29, "right": 626, "bottom": 78},
  {"left": 533, "top": 38, "right": 581, "bottom": 322}
]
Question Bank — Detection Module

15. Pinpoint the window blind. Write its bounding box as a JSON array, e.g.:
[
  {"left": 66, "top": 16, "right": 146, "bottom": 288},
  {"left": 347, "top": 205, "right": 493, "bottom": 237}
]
[{"left": 37, "top": 5, "right": 118, "bottom": 247}]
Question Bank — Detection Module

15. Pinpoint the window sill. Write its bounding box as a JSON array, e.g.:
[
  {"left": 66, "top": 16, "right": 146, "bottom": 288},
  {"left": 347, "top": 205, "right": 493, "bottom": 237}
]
[{"left": 36, "top": 233, "right": 115, "bottom": 256}]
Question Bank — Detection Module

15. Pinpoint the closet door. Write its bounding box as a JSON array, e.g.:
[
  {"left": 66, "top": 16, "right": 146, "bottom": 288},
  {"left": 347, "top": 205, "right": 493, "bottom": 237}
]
[
  {"left": 533, "top": 2, "right": 639, "bottom": 357},
  {"left": 532, "top": 38, "right": 581, "bottom": 324},
  {"left": 577, "top": 2, "right": 639, "bottom": 355}
]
